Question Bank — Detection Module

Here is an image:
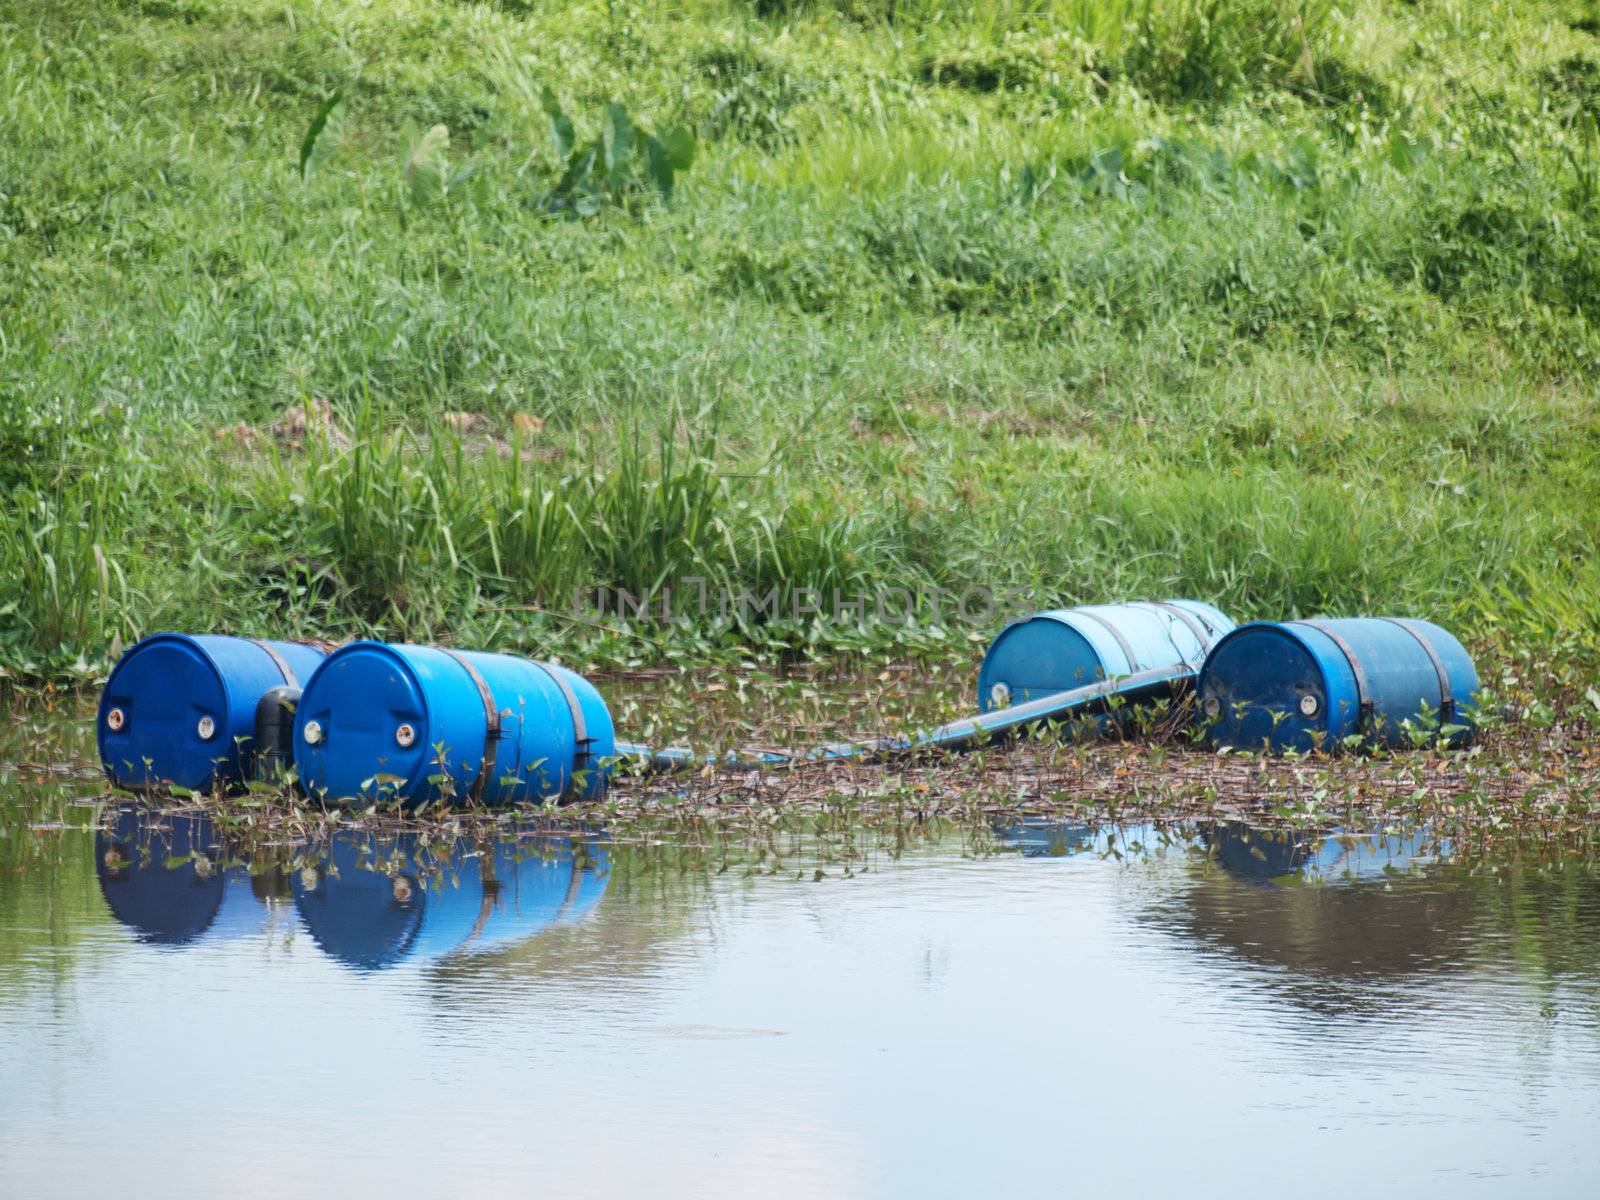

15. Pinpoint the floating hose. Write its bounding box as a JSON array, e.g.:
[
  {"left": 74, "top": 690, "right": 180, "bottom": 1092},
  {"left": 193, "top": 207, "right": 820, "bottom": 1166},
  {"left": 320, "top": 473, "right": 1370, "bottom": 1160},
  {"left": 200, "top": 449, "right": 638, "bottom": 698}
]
[{"left": 614, "top": 663, "right": 1195, "bottom": 775}]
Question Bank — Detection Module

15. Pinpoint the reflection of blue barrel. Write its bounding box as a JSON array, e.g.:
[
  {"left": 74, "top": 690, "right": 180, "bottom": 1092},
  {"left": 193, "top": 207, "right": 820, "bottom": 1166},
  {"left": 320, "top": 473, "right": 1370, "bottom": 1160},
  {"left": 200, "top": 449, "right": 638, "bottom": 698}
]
[
  {"left": 1205, "top": 823, "right": 1316, "bottom": 879},
  {"left": 292, "top": 642, "right": 616, "bottom": 805},
  {"left": 98, "top": 634, "right": 329, "bottom": 792},
  {"left": 291, "top": 832, "right": 609, "bottom": 970},
  {"left": 977, "top": 601, "right": 1234, "bottom": 711},
  {"left": 993, "top": 820, "right": 1096, "bottom": 858},
  {"left": 1205, "top": 822, "right": 1436, "bottom": 882},
  {"left": 95, "top": 810, "right": 269, "bottom": 945},
  {"left": 1198, "top": 618, "right": 1478, "bottom": 753},
  {"left": 1309, "top": 831, "right": 1432, "bottom": 879}
]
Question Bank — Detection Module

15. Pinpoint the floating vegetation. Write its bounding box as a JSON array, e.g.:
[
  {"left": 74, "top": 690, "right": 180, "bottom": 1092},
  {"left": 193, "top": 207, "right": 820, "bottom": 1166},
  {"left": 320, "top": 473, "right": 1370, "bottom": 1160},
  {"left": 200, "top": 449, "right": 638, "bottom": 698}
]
[{"left": 5, "top": 650, "right": 1596, "bottom": 864}]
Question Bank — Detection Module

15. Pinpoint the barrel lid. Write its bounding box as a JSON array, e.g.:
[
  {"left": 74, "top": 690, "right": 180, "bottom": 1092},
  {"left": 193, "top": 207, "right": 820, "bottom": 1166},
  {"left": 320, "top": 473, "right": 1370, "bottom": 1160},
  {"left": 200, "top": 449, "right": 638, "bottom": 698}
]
[
  {"left": 98, "top": 634, "right": 231, "bottom": 792},
  {"left": 978, "top": 615, "right": 1103, "bottom": 709},
  {"left": 294, "top": 642, "right": 432, "bottom": 802},
  {"left": 1199, "top": 623, "right": 1334, "bottom": 752}
]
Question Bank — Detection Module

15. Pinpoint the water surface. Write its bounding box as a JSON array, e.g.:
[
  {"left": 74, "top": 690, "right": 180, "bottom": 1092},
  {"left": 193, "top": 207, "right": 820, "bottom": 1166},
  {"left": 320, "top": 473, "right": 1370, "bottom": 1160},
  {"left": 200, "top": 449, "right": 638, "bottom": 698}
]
[{"left": 3, "top": 775, "right": 1599, "bottom": 1198}]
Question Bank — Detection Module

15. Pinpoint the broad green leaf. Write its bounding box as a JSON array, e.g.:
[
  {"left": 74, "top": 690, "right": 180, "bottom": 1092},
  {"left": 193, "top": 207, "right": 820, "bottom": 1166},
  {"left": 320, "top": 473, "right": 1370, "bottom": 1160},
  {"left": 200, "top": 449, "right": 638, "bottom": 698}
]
[
  {"left": 540, "top": 86, "right": 574, "bottom": 158},
  {"left": 604, "top": 102, "right": 634, "bottom": 183},
  {"left": 643, "top": 133, "right": 674, "bottom": 198},
  {"left": 299, "top": 90, "right": 344, "bottom": 182},
  {"left": 658, "top": 124, "right": 696, "bottom": 171},
  {"left": 551, "top": 140, "right": 599, "bottom": 202}
]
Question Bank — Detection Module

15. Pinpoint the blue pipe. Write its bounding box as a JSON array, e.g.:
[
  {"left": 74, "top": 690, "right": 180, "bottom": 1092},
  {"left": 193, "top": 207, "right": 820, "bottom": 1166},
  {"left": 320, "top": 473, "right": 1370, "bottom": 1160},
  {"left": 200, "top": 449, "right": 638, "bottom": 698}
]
[{"left": 614, "top": 663, "right": 1195, "bottom": 774}]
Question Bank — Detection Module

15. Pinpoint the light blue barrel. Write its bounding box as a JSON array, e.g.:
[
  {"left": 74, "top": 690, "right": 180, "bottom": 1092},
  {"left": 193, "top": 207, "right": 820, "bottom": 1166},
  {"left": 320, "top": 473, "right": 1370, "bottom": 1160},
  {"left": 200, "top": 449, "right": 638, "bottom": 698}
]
[
  {"left": 97, "top": 633, "right": 330, "bottom": 793},
  {"left": 292, "top": 642, "right": 616, "bottom": 806},
  {"left": 977, "top": 600, "right": 1235, "bottom": 711},
  {"left": 1198, "top": 617, "right": 1478, "bottom": 753}
]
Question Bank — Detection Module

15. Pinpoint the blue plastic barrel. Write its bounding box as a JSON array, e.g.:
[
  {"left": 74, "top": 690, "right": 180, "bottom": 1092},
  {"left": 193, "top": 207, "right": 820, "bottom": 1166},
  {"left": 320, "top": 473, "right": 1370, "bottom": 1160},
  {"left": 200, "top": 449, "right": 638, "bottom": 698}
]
[
  {"left": 1198, "top": 617, "right": 1478, "bottom": 753},
  {"left": 977, "top": 600, "right": 1235, "bottom": 711},
  {"left": 291, "top": 832, "right": 609, "bottom": 969},
  {"left": 98, "top": 633, "right": 330, "bottom": 792},
  {"left": 292, "top": 642, "right": 616, "bottom": 805}
]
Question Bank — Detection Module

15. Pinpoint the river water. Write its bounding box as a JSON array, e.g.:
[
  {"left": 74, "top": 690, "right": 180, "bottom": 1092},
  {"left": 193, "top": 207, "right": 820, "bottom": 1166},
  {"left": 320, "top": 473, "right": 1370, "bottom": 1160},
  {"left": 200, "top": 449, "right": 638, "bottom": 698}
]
[{"left": 3, "top": 777, "right": 1599, "bottom": 1198}]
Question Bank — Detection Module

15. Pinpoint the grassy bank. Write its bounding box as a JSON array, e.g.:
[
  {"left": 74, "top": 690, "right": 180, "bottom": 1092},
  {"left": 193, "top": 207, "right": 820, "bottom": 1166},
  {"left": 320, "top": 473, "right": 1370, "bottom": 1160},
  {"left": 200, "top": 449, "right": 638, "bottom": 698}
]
[{"left": 3, "top": 0, "right": 1599, "bottom": 682}]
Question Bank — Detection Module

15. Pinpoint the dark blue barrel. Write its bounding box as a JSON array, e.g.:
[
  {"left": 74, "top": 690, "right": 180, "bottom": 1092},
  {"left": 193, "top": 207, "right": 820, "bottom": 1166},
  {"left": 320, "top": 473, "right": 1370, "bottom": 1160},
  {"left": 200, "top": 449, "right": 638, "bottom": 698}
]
[
  {"left": 97, "top": 634, "right": 330, "bottom": 792},
  {"left": 977, "top": 600, "right": 1234, "bottom": 711},
  {"left": 291, "top": 832, "right": 609, "bottom": 969},
  {"left": 292, "top": 642, "right": 616, "bottom": 805},
  {"left": 1198, "top": 618, "right": 1478, "bottom": 753}
]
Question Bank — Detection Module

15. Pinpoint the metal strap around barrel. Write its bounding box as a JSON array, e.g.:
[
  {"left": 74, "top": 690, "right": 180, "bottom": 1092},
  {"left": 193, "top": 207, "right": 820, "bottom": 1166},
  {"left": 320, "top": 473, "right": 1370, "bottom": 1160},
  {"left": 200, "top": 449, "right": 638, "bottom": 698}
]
[
  {"left": 1072, "top": 609, "right": 1143, "bottom": 674},
  {"left": 440, "top": 649, "right": 501, "bottom": 803},
  {"left": 1181, "top": 603, "right": 1219, "bottom": 638},
  {"left": 1141, "top": 601, "right": 1214, "bottom": 658},
  {"left": 526, "top": 660, "right": 592, "bottom": 783},
  {"left": 250, "top": 640, "right": 300, "bottom": 690},
  {"left": 1290, "top": 620, "right": 1374, "bottom": 726},
  {"left": 1378, "top": 618, "right": 1455, "bottom": 721}
]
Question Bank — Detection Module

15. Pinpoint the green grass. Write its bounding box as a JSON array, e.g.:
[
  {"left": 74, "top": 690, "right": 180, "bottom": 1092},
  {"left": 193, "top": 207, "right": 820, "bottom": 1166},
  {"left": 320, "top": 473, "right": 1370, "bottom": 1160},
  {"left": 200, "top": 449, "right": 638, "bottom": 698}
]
[{"left": 2, "top": 0, "right": 1599, "bottom": 682}]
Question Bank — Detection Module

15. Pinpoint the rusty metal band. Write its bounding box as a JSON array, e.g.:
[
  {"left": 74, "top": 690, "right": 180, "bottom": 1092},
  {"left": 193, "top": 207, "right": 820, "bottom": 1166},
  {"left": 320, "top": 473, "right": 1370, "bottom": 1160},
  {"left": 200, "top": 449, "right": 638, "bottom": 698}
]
[
  {"left": 1180, "top": 603, "right": 1220, "bottom": 638},
  {"left": 1378, "top": 618, "right": 1455, "bottom": 720},
  {"left": 1072, "top": 610, "right": 1143, "bottom": 674},
  {"left": 250, "top": 640, "right": 299, "bottom": 690},
  {"left": 527, "top": 660, "right": 592, "bottom": 790},
  {"left": 1141, "top": 601, "right": 1213, "bottom": 656},
  {"left": 440, "top": 649, "right": 501, "bottom": 803},
  {"left": 1290, "top": 620, "right": 1375, "bottom": 726}
]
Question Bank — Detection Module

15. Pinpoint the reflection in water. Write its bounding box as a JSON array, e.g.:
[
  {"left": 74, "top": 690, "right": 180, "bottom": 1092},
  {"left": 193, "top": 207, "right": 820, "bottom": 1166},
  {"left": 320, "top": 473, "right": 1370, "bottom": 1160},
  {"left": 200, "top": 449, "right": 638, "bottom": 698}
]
[
  {"left": 1180, "top": 822, "right": 1474, "bottom": 992},
  {"left": 992, "top": 818, "right": 1095, "bottom": 858},
  {"left": 1200, "top": 821, "right": 1434, "bottom": 882},
  {"left": 93, "top": 806, "right": 610, "bottom": 970},
  {"left": 96, "top": 810, "right": 290, "bottom": 946},
  {"left": 999, "top": 816, "right": 1600, "bottom": 1013},
  {"left": 1154, "top": 821, "right": 1600, "bottom": 1021},
  {"left": 5, "top": 789, "right": 1600, "bottom": 1197},
  {"left": 293, "top": 832, "right": 608, "bottom": 970}
]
